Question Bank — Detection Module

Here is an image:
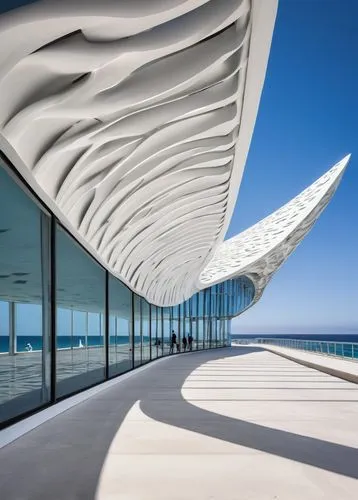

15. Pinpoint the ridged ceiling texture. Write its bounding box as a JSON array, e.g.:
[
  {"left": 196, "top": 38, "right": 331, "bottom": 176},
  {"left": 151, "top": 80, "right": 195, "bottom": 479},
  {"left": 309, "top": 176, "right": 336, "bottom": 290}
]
[
  {"left": 0, "top": 0, "right": 278, "bottom": 306},
  {"left": 0, "top": 0, "right": 348, "bottom": 313}
]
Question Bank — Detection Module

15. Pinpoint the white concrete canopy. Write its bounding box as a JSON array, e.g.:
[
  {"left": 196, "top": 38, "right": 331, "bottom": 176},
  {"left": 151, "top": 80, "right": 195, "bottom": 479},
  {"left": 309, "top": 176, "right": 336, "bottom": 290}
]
[
  {"left": 0, "top": 0, "right": 348, "bottom": 311},
  {"left": 0, "top": 0, "right": 278, "bottom": 306},
  {"left": 200, "top": 155, "right": 350, "bottom": 308}
]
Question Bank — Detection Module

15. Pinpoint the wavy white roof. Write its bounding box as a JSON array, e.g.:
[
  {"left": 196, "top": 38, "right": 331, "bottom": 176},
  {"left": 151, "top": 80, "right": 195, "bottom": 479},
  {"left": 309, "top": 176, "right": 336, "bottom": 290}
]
[
  {"left": 0, "top": 0, "right": 278, "bottom": 306},
  {"left": 0, "top": 0, "right": 348, "bottom": 312},
  {"left": 200, "top": 156, "right": 350, "bottom": 309}
]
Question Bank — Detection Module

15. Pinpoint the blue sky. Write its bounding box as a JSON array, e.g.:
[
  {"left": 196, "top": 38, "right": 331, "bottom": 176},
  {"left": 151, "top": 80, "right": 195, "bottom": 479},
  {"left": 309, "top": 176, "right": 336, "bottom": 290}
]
[
  {"left": 229, "top": 0, "right": 358, "bottom": 334},
  {"left": 0, "top": 1, "right": 357, "bottom": 340}
]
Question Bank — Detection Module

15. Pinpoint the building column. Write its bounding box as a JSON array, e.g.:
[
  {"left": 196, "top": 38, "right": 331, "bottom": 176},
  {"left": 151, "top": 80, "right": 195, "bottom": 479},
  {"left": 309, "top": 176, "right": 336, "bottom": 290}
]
[
  {"left": 85, "top": 311, "right": 89, "bottom": 348},
  {"left": 8, "top": 301, "right": 16, "bottom": 355}
]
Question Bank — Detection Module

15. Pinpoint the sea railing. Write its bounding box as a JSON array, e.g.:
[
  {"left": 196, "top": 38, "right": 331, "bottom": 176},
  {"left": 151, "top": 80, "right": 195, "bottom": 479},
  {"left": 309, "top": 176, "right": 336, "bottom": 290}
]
[{"left": 254, "top": 337, "right": 358, "bottom": 361}]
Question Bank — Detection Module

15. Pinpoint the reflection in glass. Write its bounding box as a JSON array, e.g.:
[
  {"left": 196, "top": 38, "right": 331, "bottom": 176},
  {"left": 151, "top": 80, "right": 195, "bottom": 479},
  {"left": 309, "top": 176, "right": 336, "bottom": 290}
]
[
  {"left": 197, "top": 318, "right": 204, "bottom": 350},
  {"left": 141, "top": 299, "right": 151, "bottom": 364},
  {"left": 163, "top": 307, "right": 170, "bottom": 355},
  {"left": 171, "top": 307, "right": 179, "bottom": 353},
  {"left": 0, "top": 165, "right": 50, "bottom": 424},
  {"left": 157, "top": 307, "right": 163, "bottom": 357},
  {"left": 133, "top": 295, "right": 141, "bottom": 367},
  {"left": 56, "top": 225, "right": 106, "bottom": 398},
  {"left": 151, "top": 305, "right": 163, "bottom": 360},
  {"left": 0, "top": 150, "right": 257, "bottom": 427},
  {"left": 108, "top": 275, "right": 132, "bottom": 377}
]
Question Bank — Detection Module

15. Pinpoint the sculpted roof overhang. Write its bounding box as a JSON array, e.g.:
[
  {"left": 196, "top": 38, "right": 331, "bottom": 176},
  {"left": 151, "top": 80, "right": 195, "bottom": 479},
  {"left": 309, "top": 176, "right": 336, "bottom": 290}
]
[{"left": 0, "top": 0, "right": 278, "bottom": 306}]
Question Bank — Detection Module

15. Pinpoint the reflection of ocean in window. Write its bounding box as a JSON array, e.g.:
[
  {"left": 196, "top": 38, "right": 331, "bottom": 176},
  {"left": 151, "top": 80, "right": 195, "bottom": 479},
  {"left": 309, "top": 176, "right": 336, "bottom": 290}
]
[{"left": 0, "top": 162, "right": 51, "bottom": 423}]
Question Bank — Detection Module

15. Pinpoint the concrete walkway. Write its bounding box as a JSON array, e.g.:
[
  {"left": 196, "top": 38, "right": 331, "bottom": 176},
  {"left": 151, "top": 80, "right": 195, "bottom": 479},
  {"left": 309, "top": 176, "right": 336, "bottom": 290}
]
[
  {"left": 252, "top": 343, "right": 358, "bottom": 383},
  {"left": 1, "top": 347, "right": 358, "bottom": 499}
]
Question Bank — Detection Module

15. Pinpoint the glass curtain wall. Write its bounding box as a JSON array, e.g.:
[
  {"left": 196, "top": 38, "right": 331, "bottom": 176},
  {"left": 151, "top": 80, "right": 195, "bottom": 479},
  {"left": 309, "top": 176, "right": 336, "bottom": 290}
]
[
  {"left": 0, "top": 154, "right": 256, "bottom": 428},
  {"left": 0, "top": 164, "right": 51, "bottom": 424},
  {"left": 108, "top": 275, "right": 132, "bottom": 377},
  {"left": 163, "top": 307, "right": 171, "bottom": 355},
  {"left": 141, "top": 299, "right": 151, "bottom": 364},
  {"left": 150, "top": 305, "right": 158, "bottom": 360},
  {"left": 151, "top": 305, "right": 163, "bottom": 360},
  {"left": 56, "top": 225, "right": 106, "bottom": 398},
  {"left": 171, "top": 305, "right": 180, "bottom": 353},
  {"left": 197, "top": 292, "right": 205, "bottom": 350},
  {"left": 133, "top": 295, "right": 141, "bottom": 367}
]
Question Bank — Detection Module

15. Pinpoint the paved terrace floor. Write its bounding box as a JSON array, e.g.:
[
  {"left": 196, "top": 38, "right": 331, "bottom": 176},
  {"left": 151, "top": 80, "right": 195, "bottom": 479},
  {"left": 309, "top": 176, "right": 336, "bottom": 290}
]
[{"left": 1, "top": 347, "right": 358, "bottom": 500}]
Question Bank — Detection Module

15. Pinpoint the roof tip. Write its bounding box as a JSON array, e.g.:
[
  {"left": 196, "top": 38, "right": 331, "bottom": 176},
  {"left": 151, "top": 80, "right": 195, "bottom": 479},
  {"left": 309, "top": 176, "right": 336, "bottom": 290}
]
[
  {"left": 330, "top": 154, "right": 351, "bottom": 175},
  {"left": 342, "top": 153, "right": 351, "bottom": 162}
]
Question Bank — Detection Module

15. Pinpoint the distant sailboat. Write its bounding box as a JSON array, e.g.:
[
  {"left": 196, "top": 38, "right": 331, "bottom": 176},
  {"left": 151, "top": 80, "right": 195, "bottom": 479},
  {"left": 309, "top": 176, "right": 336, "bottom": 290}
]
[{"left": 79, "top": 339, "right": 84, "bottom": 348}]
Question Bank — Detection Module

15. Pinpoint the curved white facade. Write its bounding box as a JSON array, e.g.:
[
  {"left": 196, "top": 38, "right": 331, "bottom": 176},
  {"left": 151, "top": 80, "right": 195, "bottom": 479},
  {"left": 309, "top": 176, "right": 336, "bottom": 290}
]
[
  {"left": 200, "top": 156, "right": 350, "bottom": 308},
  {"left": 0, "top": 0, "right": 348, "bottom": 311},
  {"left": 0, "top": 0, "right": 278, "bottom": 306}
]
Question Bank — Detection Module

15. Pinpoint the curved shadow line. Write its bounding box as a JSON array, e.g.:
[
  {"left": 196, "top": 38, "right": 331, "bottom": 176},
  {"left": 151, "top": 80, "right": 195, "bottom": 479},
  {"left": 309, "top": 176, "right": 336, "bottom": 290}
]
[{"left": 140, "top": 348, "right": 358, "bottom": 479}]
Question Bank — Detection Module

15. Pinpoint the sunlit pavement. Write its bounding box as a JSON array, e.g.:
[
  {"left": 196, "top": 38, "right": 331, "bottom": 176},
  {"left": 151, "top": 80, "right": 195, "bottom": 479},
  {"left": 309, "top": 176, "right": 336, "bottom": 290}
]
[
  {"left": 249, "top": 343, "right": 358, "bottom": 383},
  {"left": 1, "top": 347, "right": 358, "bottom": 499}
]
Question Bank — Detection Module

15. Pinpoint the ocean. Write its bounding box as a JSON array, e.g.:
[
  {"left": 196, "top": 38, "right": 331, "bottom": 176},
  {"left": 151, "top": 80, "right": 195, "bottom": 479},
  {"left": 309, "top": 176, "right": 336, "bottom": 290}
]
[
  {"left": 0, "top": 335, "right": 150, "bottom": 353},
  {"left": 231, "top": 333, "right": 358, "bottom": 343},
  {"left": 1, "top": 333, "right": 358, "bottom": 355}
]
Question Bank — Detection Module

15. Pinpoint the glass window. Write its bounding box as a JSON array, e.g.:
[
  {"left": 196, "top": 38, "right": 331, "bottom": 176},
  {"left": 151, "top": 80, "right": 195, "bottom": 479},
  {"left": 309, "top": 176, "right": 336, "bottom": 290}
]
[
  {"left": 163, "top": 307, "right": 170, "bottom": 355},
  {"left": 183, "top": 317, "right": 190, "bottom": 352},
  {"left": 197, "top": 318, "right": 204, "bottom": 350},
  {"left": 226, "top": 319, "right": 232, "bottom": 345},
  {"left": 172, "top": 305, "right": 179, "bottom": 319},
  {"left": 211, "top": 319, "right": 217, "bottom": 348},
  {"left": 210, "top": 285, "right": 217, "bottom": 319},
  {"left": 108, "top": 275, "right": 132, "bottom": 377},
  {"left": 133, "top": 294, "right": 141, "bottom": 367},
  {"left": 0, "top": 164, "right": 51, "bottom": 424},
  {"left": 150, "top": 305, "right": 158, "bottom": 360},
  {"left": 170, "top": 307, "right": 180, "bottom": 354},
  {"left": 198, "top": 291, "right": 204, "bottom": 318},
  {"left": 56, "top": 225, "right": 105, "bottom": 398},
  {"left": 141, "top": 299, "right": 151, "bottom": 364},
  {"left": 190, "top": 318, "right": 197, "bottom": 351},
  {"left": 219, "top": 319, "right": 224, "bottom": 347},
  {"left": 191, "top": 294, "right": 197, "bottom": 317},
  {"left": 204, "top": 288, "right": 211, "bottom": 318},
  {"left": 157, "top": 307, "right": 163, "bottom": 357},
  {"left": 0, "top": 300, "right": 9, "bottom": 352}
]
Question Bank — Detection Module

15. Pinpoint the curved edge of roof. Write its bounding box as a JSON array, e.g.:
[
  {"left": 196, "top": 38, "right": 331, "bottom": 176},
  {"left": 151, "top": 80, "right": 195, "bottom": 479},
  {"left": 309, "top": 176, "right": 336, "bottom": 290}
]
[
  {"left": 0, "top": 0, "right": 279, "bottom": 307},
  {"left": 199, "top": 155, "right": 350, "bottom": 314},
  {"left": 215, "top": 0, "right": 279, "bottom": 248}
]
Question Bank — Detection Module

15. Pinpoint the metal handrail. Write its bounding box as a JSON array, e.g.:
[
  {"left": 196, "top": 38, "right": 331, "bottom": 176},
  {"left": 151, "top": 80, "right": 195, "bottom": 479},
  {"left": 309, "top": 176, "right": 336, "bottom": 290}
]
[
  {"left": 257, "top": 337, "right": 358, "bottom": 346},
  {"left": 231, "top": 337, "right": 358, "bottom": 361}
]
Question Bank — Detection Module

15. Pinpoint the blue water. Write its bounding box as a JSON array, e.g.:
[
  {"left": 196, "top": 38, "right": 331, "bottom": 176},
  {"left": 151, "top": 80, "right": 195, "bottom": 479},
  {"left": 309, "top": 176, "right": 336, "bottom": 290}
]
[
  {"left": 232, "top": 333, "right": 358, "bottom": 343},
  {"left": 0, "top": 335, "right": 150, "bottom": 353},
  {"left": 2, "top": 333, "right": 358, "bottom": 355}
]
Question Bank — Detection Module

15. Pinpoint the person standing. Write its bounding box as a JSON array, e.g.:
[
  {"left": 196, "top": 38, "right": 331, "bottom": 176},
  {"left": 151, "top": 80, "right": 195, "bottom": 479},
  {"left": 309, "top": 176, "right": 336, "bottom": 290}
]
[
  {"left": 169, "top": 330, "right": 177, "bottom": 354},
  {"left": 188, "top": 334, "right": 193, "bottom": 351},
  {"left": 182, "top": 335, "right": 187, "bottom": 352}
]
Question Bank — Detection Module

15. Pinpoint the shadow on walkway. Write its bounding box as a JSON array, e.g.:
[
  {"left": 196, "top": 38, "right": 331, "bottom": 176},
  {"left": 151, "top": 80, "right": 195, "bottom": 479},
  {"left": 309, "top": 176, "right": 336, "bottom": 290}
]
[
  {"left": 141, "top": 348, "right": 358, "bottom": 480},
  {"left": 0, "top": 347, "right": 357, "bottom": 500}
]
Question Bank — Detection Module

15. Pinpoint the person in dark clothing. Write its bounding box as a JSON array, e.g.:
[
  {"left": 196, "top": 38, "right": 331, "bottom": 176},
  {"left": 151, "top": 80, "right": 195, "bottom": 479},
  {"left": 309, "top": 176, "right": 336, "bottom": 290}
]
[
  {"left": 188, "top": 334, "right": 193, "bottom": 351},
  {"left": 182, "top": 335, "right": 187, "bottom": 352},
  {"left": 169, "top": 330, "right": 177, "bottom": 354}
]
